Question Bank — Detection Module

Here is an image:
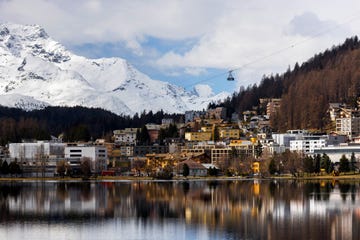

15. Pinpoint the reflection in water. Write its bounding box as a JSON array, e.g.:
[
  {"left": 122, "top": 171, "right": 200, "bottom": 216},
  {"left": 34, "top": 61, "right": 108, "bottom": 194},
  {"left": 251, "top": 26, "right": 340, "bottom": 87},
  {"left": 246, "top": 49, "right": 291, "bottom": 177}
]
[{"left": 0, "top": 180, "right": 360, "bottom": 239}]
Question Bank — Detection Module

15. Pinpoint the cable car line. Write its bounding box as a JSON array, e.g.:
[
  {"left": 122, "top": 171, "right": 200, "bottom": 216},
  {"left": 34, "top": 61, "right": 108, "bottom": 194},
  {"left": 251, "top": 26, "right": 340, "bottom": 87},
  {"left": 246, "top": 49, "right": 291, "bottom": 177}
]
[{"left": 183, "top": 12, "right": 360, "bottom": 89}]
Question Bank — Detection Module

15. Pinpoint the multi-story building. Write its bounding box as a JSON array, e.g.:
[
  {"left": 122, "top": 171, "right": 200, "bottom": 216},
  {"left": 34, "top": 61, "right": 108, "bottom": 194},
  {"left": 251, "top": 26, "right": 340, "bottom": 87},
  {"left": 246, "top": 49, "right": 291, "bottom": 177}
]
[
  {"left": 272, "top": 130, "right": 307, "bottom": 148},
  {"left": 206, "top": 107, "right": 226, "bottom": 120},
  {"left": 185, "top": 132, "right": 212, "bottom": 142},
  {"left": 201, "top": 125, "right": 213, "bottom": 133},
  {"left": 113, "top": 128, "right": 138, "bottom": 145},
  {"left": 133, "top": 145, "right": 169, "bottom": 156},
  {"left": 229, "top": 140, "right": 255, "bottom": 157},
  {"left": 185, "top": 110, "right": 206, "bottom": 123},
  {"left": 106, "top": 143, "right": 132, "bottom": 172},
  {"left": 65, "top": 145, "right": 107, "bottom": 174},
  {"left": 266, "top": 99, "right": 281, "bottom": 118},
  {"left": 328, "top": 103, "right": 345, "bottom": 122},
  {"left": 145, "top": 153, "right": 180, "bottom": 171},
  {"left": 336, "top": 117, "right": 360, "bottom": 139},
  {"left": 290, "top": 136, "right": 327, "bottom": 154},
  {"left": 146, "top": 124, "right": 161, "bottom": 143},
  {"left": 9, "top": 141, "right": 66, "bottom": 176},
  {"left": 161, "top": 118, "right": 174, "bottom": 127},
  {"left": 219, "top": 128, "right": 240, "bottom": 140},
  {"left": 211, "top": 147, "right": 231, "bottom": 166}
]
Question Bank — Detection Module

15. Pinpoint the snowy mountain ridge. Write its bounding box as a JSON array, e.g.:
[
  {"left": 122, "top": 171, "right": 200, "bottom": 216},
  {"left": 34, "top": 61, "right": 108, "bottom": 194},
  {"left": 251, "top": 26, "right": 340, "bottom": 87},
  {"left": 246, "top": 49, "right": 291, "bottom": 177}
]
[{"left": 0, "top": 23, "right": 228, "bottom": 115}]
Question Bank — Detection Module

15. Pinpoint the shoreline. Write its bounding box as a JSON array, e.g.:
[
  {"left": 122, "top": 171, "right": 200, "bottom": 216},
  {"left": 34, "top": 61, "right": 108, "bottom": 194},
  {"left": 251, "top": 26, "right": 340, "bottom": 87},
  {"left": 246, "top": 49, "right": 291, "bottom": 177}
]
[{"left": 2, "top": 174, "right": 360, "bottom": 182}]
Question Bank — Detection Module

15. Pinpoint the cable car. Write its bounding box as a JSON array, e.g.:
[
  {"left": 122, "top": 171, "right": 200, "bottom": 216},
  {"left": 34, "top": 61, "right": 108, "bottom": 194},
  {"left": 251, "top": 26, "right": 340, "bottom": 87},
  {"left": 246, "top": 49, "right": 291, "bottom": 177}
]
[{"left": 227, "top": 70, "right": 235, "bottom": 81}]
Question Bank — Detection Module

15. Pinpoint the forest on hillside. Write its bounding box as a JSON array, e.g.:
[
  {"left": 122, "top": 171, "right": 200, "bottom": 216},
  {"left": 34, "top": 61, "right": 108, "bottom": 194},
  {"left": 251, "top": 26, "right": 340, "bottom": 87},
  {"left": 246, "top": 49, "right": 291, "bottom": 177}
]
[
  {"left": 214, "top": 36, "right": 360, "bottom": 131},
  {"left": 0, "top": 106, "right": 182, "bottom": 145}
]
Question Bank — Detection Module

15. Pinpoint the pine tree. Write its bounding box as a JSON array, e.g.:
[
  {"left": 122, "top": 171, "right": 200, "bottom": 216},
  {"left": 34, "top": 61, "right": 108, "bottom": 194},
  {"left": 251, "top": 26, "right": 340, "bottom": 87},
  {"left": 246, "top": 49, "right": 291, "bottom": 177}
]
[
  {"left": 182, "top": 163, "right": 189, "bottom": 177},
  {"left": 303, "top": 156, "right": 314, "bottom": 173},
  {"left": 321, "top": 154, "right": 332, "bottom": 174},
  {"left": 268, "top": 158, "right": 277, "bottom": 175},
  {"left": 350, "top": 152, "right": 357, "bottom": 172},
  {"left": 1, "top": 161, "right": 9, "bottom": 175},
  {"left": 339, "top": 155, "right": 350, "bottom": 173}
]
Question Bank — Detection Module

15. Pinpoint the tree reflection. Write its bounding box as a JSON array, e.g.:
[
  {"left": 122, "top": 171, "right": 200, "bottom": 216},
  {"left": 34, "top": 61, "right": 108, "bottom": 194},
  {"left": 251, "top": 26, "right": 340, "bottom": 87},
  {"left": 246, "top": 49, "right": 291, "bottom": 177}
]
[{"left": 0, "top": 180, "right": 359, "bottom": 239}]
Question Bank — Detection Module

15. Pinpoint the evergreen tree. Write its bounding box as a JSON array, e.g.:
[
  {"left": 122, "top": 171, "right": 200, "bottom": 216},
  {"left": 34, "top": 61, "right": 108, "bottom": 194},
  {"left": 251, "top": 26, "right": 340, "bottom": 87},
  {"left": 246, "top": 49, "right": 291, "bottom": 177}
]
[
  {"left": 268, "top": 158, "right": 277, "bottom": 175},
  {"left": 138, "top": 125, "right": 150, "bottom": 145},
  {"left": 303, "top": 156, "right": 314, "bottom": 173},
  {"left": 339, "top": 155, "right": 350, "bottom": 173},
  {"left": 1, "top": 161, "right": 9, "bottom": 175},
  {"left": 350, "top": 152, "right": 357, "bottom": 172},
  {"left": 8, "top": 161, "right": 21, "bottom": 175},
  {"left": 208, "top": 167, "right": 218, "bottom": 176},
  {"left": 314, "top": 154, "right": 321, "bottom": 173},
  {"left": 182, "top": 163, "right": 189, "bottom": 177},
  {"left": 321, "top": 154, "right": 332, "bottom": 174}
]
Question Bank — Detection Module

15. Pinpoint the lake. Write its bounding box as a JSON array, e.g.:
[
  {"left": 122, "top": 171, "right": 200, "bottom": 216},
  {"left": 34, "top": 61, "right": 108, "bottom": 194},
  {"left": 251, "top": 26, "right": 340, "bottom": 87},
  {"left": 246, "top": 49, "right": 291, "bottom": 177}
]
[{"left": 0, "top": 179, "right": 359, "bottom": 240}]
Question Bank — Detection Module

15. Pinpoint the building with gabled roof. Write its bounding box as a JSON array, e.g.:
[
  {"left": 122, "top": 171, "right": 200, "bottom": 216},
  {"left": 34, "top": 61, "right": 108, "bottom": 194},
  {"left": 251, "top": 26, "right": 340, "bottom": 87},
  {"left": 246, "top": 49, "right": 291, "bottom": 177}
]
[{"left": 176, "top": 159, "right": 207, "bottom": 177}]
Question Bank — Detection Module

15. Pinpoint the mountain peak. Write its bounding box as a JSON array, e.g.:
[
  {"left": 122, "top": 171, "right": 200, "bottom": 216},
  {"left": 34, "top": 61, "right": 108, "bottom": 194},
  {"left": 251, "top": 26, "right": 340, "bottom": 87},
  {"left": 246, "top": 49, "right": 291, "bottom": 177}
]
[
  {"left": 0, "top": 22, "right": 228, "bottom": 115},
  {"left": 0, "top": 23, "right": 48, "bottom": 39}
]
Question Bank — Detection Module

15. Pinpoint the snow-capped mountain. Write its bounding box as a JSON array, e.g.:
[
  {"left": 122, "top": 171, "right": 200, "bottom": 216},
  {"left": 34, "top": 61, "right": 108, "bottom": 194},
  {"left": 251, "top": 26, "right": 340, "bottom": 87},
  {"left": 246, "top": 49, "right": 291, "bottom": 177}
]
[{"left": 0, "top": 23, "right": 228, "bottom": 115}]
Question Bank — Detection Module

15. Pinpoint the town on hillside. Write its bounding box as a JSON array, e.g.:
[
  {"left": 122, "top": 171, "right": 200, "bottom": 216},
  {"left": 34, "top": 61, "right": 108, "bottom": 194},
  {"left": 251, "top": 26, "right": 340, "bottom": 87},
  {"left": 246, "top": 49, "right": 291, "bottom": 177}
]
[{"left": 1, "top": 99, "right": 360, "bottom": 178}]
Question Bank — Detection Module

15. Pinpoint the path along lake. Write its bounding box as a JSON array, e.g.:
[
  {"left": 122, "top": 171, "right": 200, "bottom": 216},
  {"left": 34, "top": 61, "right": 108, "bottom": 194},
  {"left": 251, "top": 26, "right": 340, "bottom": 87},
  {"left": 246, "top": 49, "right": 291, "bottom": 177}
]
[{"left": 0, "top": 179, "right": 359, "bottom": 240}]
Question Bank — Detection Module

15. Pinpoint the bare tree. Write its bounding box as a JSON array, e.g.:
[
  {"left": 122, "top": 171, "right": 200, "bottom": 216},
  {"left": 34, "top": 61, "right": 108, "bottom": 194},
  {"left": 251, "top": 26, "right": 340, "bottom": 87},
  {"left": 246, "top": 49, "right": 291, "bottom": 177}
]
[
  {"left": 56, "top": 160, "right": 70, "bottom": 177},
  {"left": 132, "top": 158, "right": 146, "bottom": 176},
  {"left": 80, "top": 157, "right": 92, "bottom": 179}
]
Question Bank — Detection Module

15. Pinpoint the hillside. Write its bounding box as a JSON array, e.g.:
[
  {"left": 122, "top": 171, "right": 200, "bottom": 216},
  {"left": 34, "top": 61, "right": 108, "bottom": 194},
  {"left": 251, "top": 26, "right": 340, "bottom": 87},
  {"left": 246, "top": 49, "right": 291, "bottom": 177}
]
[
  {"left": 216, "top": 37, "right": 360, "bottom": 131},
  {"left": 0, "top": 105, "right": 182, "bottom": 145}
]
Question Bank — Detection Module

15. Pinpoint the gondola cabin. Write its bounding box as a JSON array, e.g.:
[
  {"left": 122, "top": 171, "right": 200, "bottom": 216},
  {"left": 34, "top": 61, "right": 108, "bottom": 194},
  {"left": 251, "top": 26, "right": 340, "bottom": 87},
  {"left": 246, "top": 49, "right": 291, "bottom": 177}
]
[{"left": 227, "top": 71, "right": 235, "bottom": 81}]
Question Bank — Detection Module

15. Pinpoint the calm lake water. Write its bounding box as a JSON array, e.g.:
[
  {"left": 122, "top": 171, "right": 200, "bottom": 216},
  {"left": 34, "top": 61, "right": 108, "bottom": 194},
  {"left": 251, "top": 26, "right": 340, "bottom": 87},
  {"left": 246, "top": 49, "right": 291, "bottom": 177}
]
[{"left": 0, "top": 179, "right": 360, "bottom": 240}]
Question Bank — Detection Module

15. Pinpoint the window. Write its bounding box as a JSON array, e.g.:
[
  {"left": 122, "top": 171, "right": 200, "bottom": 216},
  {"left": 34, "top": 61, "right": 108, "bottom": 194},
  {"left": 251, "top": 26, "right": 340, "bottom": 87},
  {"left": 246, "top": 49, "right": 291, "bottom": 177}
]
[
  {"left": 70, "top": 154, "right": 82, "bottom": 157},
  {"left": 70, "top": 149, "right": 81, "bottom": 153}
]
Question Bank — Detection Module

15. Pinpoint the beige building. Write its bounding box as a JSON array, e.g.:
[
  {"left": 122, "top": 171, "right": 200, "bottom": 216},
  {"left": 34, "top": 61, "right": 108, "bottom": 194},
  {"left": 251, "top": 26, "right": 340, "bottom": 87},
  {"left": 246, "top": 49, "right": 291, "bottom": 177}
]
[
  {"left": 185, "top": 132, "right": 212, "bottom": 141},
  {"left": 201, "top": 126, "right": 213, "bottom": 133},
  {"left": 113, "top": 128, "right": 139, "bottom": 145},
  {"left": 211, "top": 147, "right": 231, "bottom": 166},
  {"left": 266, "top": 99, "right": 281, "bottom": 118},
  {"left": 206, "top": 107, "right": 226, "bottom": 119},
  {"left": 219, "top": 128, "right": 240, "bottom": 139}
]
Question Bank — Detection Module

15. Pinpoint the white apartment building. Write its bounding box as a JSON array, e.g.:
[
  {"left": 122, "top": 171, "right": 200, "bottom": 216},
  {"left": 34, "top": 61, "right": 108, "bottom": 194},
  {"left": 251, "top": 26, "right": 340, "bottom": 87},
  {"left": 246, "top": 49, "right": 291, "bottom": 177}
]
[
  {"left": 9, "top": 141, "right": 66, "bottom": 176},
  {"left": 9, "top": 141, "right": 65, "bottom": 160},
  {"left": 113, "top": 128, "right": 138, "bottom": 145},
  {"left": 272, "top": 130, "right": 307, "bottom": 148},
  {"left": 65, "top": 145, "right": 107, "bottom": 173},
  {"left": 290, "top": 138, "right": 326, "bottom": 154}
]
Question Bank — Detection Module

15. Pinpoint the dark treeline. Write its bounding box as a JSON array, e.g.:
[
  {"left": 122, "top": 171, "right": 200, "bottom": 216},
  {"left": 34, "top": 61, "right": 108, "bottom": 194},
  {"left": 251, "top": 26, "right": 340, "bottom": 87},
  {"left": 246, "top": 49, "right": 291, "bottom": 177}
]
[
  {"left": 0, "top": 106, "right": 183, "bottom": 144},
  {"left": 212, "top": 36, "right": 360, "bottom": 131}
]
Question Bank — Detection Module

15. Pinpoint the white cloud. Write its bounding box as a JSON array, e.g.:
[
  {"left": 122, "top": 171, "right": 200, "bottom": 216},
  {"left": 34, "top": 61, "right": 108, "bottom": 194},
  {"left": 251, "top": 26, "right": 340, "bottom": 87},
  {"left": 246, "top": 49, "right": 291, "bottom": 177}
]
[
  {"left": 284, "top": 11, "right": 350, "bottom": 38},
  {"left": 0, "top": 0, "right": 224, "bottom": 53},
  {"left": 184, "top": 67, "right": 207, "bottom": 76},
  {"left": 1, "top": 0, "right": 360, "bottom": 89},
  {"left": 193, "top": 84, "right": 214, "bottom": 98}
]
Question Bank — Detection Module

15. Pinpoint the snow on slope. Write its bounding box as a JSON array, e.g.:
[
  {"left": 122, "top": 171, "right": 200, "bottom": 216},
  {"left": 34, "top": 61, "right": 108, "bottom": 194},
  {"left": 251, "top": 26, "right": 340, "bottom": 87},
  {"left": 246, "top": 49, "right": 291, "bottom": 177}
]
[
  {"left": 0, "top": 23, "right": 228, "bottom": 115},
  {"left": 0, "top": 93, "right": 49, "bottom": 110}
]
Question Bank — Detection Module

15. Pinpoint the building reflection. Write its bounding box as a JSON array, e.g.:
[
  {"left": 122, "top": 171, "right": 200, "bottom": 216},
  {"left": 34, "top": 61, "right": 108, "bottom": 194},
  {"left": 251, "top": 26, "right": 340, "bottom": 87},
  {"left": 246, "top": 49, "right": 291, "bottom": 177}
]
[{"left": 0, "top": 180, "right": 360, "bottom": 239}]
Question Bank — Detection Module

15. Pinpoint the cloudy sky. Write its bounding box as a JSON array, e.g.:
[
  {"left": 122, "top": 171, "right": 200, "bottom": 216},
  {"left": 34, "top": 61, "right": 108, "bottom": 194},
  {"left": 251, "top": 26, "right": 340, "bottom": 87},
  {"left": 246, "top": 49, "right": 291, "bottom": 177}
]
[{"left": 1, "top": 0, "right": 360, "bottom": 94}]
